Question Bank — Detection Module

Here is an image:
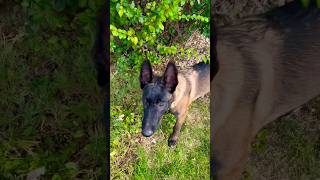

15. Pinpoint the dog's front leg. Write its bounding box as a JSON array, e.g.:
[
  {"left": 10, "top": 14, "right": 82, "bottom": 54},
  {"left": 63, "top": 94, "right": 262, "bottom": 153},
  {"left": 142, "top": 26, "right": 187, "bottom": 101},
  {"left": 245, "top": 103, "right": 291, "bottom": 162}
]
[
  {"left": 212, "top": 107, "right": 254, "bottom": 180},
  {"left": 168, "top": 97, "right": 190, "bottom": 147},
  {"left": 168, "top": 110, "right": 187, "bottom": 147}
]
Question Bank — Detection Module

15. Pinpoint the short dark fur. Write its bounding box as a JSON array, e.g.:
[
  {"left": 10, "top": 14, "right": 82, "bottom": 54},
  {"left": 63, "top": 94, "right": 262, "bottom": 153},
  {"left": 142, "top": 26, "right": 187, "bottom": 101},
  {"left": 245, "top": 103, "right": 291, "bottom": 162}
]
[
  {"left": 212, "top": 1, "right": 320, "bottom": 179},
  {"left": 140, "top": 60, "right": 210, "bottom": 146}
]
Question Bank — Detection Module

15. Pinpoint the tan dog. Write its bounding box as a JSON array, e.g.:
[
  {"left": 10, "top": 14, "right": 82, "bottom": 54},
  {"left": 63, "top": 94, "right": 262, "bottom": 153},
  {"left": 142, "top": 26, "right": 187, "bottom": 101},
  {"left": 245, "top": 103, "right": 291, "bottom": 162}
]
[
  {"left": 211, "top": 1, "right": 320, "bottom": 179},
  {"left": 140, "top": 61, "right": 210, "bottom": 146}
]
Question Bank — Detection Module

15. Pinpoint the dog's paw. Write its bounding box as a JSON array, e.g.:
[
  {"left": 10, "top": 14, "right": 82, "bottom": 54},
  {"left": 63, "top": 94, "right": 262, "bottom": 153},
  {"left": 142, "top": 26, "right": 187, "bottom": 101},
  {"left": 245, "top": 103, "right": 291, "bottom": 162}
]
[{"left": 168, "top": 138, "right": 177, "bottom": 147}]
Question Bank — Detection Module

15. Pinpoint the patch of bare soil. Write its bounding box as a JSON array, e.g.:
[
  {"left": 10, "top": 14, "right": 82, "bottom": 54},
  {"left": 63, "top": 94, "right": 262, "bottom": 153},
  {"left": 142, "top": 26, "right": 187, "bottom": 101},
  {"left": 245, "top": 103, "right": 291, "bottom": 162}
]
[
  {"left": 138, "top": 133, "right": 164, "bottom": 150},
  {"left": 153, "top": 30, "right": 210, "bottom": 74},
  {"left": 214, "top": 0, "right": 294, "bottom": 26}
]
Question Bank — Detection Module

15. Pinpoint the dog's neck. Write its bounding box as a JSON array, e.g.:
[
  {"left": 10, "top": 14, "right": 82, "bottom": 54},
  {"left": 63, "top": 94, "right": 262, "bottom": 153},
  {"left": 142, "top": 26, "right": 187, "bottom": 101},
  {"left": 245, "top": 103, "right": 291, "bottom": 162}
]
[{"left": 170, "top": 73, "right": 191, "bottom": 109}]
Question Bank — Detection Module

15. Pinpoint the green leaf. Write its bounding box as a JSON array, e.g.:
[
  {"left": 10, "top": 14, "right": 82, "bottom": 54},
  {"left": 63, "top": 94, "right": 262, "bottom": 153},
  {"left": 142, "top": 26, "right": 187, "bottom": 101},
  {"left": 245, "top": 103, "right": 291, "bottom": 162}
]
[
  {"left": 130, "top": 1, "right": 135, "bottom": 8},
  {"left": 118, "top": 33, "right": 126, "bottom": 39},
  {"left": 127, "top": 28, "right": 135, "bottom": 36},
  {"left": 158, "top": 21, "right": 164, "bottom": 31},
  {"left": 131, "top": 37, "right": 138, "bottom": 45},
  {"left": 148, "top": 25, "right": 155, "bottom": 32},
  {"left": 111, "top": 29, "right": 118, "bottom": 36},
  {"left": 110, "top": 24, "right": 116, "bottom": 30},
  {"left": 139, "top": 16, "right": 144, "bottom": 23},
  {"left": 118, "top": 6, "right": 124, "bottom": 17}
]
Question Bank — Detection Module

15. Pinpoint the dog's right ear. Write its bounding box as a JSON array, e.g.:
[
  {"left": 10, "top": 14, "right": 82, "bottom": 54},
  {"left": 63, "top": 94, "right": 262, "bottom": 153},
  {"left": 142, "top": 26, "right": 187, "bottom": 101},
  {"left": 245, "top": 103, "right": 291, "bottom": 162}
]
[{"left": 140, "top": 60, "right": 153, "bottom": 89}]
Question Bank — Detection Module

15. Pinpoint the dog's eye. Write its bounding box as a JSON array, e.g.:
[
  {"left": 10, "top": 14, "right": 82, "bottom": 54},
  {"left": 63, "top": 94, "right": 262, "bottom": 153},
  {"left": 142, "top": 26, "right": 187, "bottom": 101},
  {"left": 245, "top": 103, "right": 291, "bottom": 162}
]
[{"left": 158, "top": 102, "right": 165, "bottom": 107}]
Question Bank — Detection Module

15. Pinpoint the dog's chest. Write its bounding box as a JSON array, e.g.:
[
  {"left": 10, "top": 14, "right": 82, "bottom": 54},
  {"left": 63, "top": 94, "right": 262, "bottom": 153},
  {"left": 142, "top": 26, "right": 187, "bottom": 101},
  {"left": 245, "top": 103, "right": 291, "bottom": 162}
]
[{"left": 170, "top": 73, "right": 194, "bottom": 110}]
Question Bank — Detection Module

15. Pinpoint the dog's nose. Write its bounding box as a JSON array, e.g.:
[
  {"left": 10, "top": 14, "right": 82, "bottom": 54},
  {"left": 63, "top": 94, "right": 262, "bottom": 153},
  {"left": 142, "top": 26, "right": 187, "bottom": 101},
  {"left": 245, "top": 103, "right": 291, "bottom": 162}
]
[{"left": 142, "top": 129, "right": 153, "bottom": 137}]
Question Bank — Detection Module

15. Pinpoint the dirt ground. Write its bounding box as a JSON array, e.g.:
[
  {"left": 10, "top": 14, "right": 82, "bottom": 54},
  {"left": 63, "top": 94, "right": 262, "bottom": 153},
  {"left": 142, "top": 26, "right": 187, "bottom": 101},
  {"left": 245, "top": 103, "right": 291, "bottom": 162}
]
[
  {"left": 214, "top": 0, "right": 294, "bottom": 25},
  {"left": 214, "top": 0, "right": 320, "bottom": 179}
]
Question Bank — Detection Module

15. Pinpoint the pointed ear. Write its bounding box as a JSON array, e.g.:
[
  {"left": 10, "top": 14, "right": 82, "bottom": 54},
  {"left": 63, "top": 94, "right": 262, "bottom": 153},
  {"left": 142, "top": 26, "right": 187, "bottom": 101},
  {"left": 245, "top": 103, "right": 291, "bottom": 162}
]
[
  {"left": 139, "top": 60, "right": 153, "bottom": 89},
  {"left": 163, "top": 61, "right": 178, "bottom": 93}
]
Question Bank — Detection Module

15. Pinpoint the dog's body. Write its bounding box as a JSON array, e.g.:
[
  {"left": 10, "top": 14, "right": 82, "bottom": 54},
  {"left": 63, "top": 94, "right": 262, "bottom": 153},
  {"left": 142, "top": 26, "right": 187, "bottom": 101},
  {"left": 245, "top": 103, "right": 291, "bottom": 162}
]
[
  {"left": 212, "top": 1, "right": 320, "bottom": 179},
  {"left": 140, "top": 61, "right": 210, "bottom": 146}
]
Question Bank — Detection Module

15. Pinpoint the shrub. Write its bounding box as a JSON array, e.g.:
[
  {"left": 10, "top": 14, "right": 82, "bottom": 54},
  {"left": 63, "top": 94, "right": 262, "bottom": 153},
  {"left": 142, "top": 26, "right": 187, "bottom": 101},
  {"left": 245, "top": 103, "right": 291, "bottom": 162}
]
[{"left": 110, "top": 0, "right": 210, "bottom": 71}]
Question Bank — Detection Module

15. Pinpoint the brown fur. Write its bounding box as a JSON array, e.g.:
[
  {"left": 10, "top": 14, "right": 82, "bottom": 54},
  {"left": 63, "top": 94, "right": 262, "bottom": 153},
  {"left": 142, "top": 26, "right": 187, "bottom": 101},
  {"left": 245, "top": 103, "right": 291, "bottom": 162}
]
[
  {"left": 169, "top": 64, "right": 210, "bottom": 145},
  {"left": 211, "top": 1, "right": 320, "bottom": 179}
]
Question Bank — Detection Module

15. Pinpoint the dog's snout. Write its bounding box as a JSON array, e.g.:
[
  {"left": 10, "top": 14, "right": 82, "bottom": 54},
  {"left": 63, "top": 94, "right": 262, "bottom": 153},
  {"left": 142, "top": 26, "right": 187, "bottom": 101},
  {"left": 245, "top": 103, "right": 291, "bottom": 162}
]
[{"left": 141, "top": 107, "right": 161, "bottom": 137}]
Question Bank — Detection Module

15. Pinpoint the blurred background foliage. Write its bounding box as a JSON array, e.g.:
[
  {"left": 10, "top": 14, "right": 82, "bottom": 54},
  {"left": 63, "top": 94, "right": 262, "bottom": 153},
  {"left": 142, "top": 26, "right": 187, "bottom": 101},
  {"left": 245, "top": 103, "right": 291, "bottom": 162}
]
[{"left": 1, "top": 0, "right": 106, "bottom": 179}]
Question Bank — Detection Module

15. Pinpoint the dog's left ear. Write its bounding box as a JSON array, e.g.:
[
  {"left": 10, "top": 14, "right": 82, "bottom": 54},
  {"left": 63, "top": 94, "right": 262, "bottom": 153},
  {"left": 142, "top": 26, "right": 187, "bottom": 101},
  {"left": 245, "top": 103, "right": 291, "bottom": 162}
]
[{"left": 163, "top": 62, "right": 178, "bottom": 93}]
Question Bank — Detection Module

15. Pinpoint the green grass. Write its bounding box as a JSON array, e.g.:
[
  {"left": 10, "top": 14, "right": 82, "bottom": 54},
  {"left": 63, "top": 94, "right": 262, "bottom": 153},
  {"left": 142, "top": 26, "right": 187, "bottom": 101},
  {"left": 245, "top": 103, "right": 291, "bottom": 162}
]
[
  {"left": 0, "top": 4, "right": 105, "bottom": 179},
  {"left": 110, "top": 65, "right": 210, "bottom": 179},
  {"left": 243, "top": 102, "right": 320, "bottom": 180},
  {"left": 133, "top": 100, "right": 210, "bottom": 180}
]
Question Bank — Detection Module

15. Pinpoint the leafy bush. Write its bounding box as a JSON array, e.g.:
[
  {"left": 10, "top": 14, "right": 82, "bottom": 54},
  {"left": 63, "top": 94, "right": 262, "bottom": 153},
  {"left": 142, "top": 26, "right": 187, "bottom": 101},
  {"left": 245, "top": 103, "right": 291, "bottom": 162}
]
[
  {"left": 110, "top": 0, "right": 210, "bottom": 71},
  {"left": 21, "top": 0, "right": 104, "bottom": 47}
]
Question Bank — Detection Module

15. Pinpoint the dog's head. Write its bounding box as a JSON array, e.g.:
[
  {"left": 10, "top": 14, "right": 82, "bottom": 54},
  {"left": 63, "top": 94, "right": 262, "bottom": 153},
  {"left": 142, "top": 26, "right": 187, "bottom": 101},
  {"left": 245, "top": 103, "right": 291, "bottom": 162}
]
[{"left": 139, "top": 60, "right": 178, "bottom": 137}]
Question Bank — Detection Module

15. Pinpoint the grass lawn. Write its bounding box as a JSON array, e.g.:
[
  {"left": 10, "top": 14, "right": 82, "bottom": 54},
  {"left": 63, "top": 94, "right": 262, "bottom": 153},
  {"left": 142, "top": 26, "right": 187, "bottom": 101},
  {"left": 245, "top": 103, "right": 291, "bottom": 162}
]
[
  {"left": 243, "top": 97, "right": 320, "bottom": 180},
  {"left": 0, "top": 2, "right": 106, "bottom": 179}
]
